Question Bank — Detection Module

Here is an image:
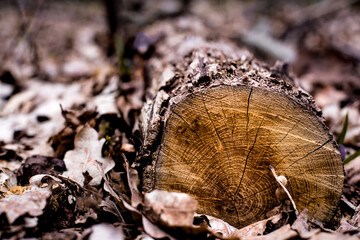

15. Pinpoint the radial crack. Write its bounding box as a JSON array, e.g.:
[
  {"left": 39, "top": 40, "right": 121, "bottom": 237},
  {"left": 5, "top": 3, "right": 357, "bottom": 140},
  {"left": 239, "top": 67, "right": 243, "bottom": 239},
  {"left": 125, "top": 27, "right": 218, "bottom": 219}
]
[
  {"left": 173, "top": 111, "right": 202, "bottom": 139},
  {"left": 286, "top": 139, "right": 332, "bottom": 169},
  {"left": 201, "top": 95, "right": 232, "bottom": 168},
  {"left": 201, "top": 95, "right": 239, "bottom": 225},
  {"left": 234, "top": 116, "right": 265, "bottom": 198},
  {"left": 274, "top": 121, "right": 299, "bottom": 148},
  {"left": 259, "top": 121, "right": 299, "bottom": 163},
  {"left": 253, "top": 121, "right": 299, "bottom": 184},
  {"left": 245, "top": 88, "right": 253, "bottom": 141},
  {"left": 172, "top": 111, "right": 218, "bottom": 166}
]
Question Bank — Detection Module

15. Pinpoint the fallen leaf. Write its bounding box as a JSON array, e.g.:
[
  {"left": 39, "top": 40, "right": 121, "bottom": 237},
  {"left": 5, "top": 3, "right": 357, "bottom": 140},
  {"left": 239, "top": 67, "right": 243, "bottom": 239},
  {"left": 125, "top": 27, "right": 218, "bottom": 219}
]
[
  {"left": 338, "top": 216, "right": 359, "bottom": 233},
  {"left": 0, "top": 184, "right": 51, "bottom": 224},
  {"left": 120, "top": 143, "right": 135, "bottom": 153},
  {"left": 75, "top": 208, "right": 98, "bottom": 224},
  {"left": 144, "top": 190, "right": 198, "bottom": 227},
  {"left": 292, "top": 209, "right": 320, "bottom": 239},
  {"left": 350, "top": 205, "right": 360, "bottom": 228},
  {"left": 142, "top": 216, "right": 175, "bottom": 240},
  {"left": 204, "top": 214, "right": 237, "bottom": 237},
  {"left": 122, "top": 152, "right": 142, "bottom": 208},
  {"left": 88, "top": 223, "right": 125, "bottom": 240},
  {"left": 0, "top": 167, "right": 17, "bottom": 193},
  {"left": 309, "top": 232, "right": 358, "bottom": 240},
  {"left": 232, "top": 214, "right": 282, "bottom": 239},
  {"left": 251, "top": 224, "right": 297, "bottom": 240},
  {"left": 61, "top": 125, "right": 115, "bottom": 186},
  {"left": 92, "top": 75, "right": 120, "bottom": 116},
  {"left": 42, "top": 229, "right": 81, "bottom": 240},
  {"left": 345, "top": 157, "right": 360, "bottom": 187}
]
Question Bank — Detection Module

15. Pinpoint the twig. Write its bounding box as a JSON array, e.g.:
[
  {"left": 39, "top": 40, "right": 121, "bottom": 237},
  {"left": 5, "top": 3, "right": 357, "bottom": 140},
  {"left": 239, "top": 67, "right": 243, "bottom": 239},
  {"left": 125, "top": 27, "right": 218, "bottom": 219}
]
[
  {"left": 269, "top": 165, "right": 299, "bottom": 216},
  {"left": 341, "top": 195, "right": 356, "bottom": 211},
  {"left": 121, "top": 152, "right": 143, "bottom": 208}
]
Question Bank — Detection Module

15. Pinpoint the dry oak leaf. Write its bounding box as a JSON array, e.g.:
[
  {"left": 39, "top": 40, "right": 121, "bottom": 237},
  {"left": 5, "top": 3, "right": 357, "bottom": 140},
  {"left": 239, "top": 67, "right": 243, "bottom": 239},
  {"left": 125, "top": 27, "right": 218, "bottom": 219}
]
[
  {"left": 0, "top": 185, "right": 51, "bottom": 224},
  {"left": 232, "top": 213, "right": 283, "bottom": 239},
  {"left": 310, "top": 232, "right": 359, "bottom": 240},
  {"left": 204, "top": 215, "right": 237, "bottom": 237},
  {"left": 0, "top": 167, "right": 17, "bottom": 193},
  {"left": 144, "top": 190, "right": 198, "bottom": 227},
  {"left": 292, "top": 209, "right": 320, "bottom": 239},
  {"left": 87, "top": 223, "right": 125, "bottom": 240},
  {"left": 61, "top": 125, "right": 115, "bottom": 186},
  {"left": 251, "top": 224, "right": 297, "bottom": 240}
]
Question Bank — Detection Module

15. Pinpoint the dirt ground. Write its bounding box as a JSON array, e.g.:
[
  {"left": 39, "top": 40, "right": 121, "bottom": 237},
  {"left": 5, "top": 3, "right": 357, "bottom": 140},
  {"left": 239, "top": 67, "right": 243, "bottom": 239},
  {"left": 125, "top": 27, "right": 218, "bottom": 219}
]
[{"left": 1, "top": 0, "right": 360, "bottom": 239}]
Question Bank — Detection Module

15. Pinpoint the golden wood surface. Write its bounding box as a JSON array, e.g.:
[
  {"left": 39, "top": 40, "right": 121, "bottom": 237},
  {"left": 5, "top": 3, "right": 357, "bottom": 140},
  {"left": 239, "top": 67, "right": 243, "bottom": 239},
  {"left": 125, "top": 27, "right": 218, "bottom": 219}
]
[{"left": 154, "top": 85, "right": 344, "bottom": 228}]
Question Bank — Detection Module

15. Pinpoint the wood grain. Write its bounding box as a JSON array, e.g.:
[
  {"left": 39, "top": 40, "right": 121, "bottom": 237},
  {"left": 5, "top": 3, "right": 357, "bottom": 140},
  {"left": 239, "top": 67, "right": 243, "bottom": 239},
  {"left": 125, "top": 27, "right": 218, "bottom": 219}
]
[
  {"left": 154, "top": 85, "right": 343, "bottom": 228},
  {"left": 138, "top": 17, "right": 344, "bottom": 229}
]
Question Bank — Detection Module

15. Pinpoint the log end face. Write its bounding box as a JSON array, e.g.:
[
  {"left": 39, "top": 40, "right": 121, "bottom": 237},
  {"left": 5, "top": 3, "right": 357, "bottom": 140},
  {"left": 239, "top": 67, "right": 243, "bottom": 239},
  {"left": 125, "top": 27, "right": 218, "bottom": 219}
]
[{"left": 149, "top": 85, "right": 344, "bottom": 228}]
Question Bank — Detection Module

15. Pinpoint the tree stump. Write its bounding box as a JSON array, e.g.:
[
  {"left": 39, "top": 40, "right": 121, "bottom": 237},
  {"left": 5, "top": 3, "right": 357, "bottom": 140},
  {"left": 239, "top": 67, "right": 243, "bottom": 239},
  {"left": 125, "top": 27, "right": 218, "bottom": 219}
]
[{"left": 137, "top": 17, "right": 344, "bottom": 228}]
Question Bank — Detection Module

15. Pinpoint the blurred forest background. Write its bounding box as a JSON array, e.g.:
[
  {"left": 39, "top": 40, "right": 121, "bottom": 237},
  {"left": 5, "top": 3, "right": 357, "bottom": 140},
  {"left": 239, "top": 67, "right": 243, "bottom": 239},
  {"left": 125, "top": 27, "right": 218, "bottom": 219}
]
[{"left": 1, "top": 0, "right": 360, "bottom": 239}]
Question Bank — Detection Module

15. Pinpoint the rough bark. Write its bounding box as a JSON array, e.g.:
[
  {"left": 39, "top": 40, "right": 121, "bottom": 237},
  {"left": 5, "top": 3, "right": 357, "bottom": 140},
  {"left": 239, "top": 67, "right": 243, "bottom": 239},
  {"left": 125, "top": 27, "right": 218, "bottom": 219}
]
[{"left": 136, "top": 17, "right": 344, "bottom": 228}]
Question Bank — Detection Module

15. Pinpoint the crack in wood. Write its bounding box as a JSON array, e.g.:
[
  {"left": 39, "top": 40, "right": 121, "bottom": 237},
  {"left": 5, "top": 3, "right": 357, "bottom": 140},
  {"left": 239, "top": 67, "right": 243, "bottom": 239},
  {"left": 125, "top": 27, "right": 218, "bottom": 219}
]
[
  {"left": 233, "top": 116, "right": 265, "bottom": 224},
  {"left": 258, "top": 121, "right": 299, "bottom": 167},
  {"left": 274, "top": 150, "right": 295, "bottom": 169},
  {"left": 201, "top": 95, "right": 232, "bottom": 171},
  {"left": 201, "top": 94, "right": 241, "bottom": 225},
  {"left": 172, "top": 111, "right": 202, "bottom": 139},
  {"left": 275, "top": 121, "right": 299, "bottom": 148},
  {"left": 235, "top": 116, "right": 265, "bottom": 196},
  {"left": 286, "top": 139, "right": 332, "bottom": 169},
  {"left": 172, "top": 108, "right": 243, "bottom": 201},
  {"left": 245, "top": 88, "right": 253, "bottom": 142},
  {"left": 249, "top": 121, "right": 299, "bottom": 187},
  {"left": 238, "top": 120, "right": 299, "bottom": 200},
  {"left": 232, "top": 88, "right": 254, "bottom": 225}
]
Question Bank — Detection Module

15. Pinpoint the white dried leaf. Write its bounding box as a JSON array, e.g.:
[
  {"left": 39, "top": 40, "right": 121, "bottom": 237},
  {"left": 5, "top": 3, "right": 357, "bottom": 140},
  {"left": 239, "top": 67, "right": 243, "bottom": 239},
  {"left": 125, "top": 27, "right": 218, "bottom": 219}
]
[
  {"left": 338, "top": 217, "right": 359, "bottom": 232},
  {"left": 232, "top": 214, "right": 282, "bottom": 239},
  {"left": 61, "top": 125, "right": 115, "bottom": 186},
  {"left": 0, "top": 167, "right": 17, "bottom": 192},
  {"left": 0, "top": 159, "right": 21, "bottom": 171},
  {"left": 93, "top": 94, "right": 119, "bottom": 116},
  {"left": 29, "top": 174, "right": 61, "bottom": 186},
  {"left": 350, "top": 204, "right": 360, "bottom": 228},
  {"left": 63, "top": 57, "right": 93, "bottom": 78},
  {"left": 144, "top": 190, "right": 197, "bottom": 227},
  {"left": 120, "top": 143, "right": 135, "bottom": 153},
  {"left": 142, "top": 216, "right": 175, "bottom": 240},
  {"left": 89, "top": 223, "right": 125, "bottom": 240},
  {"left": 204, "top": 215, "right": 237, "bottom": 237},
  {"left": 310, "top": 232, "right": 359, "bottom": 240},
  {"left": 0, "top": 185, "right": 51, "bottom": 224},
  {"left": 292, "top": 209, "right": 320, "bottom": 239},
  {"left": 252, "top": 224, "right": 297, "bottom": 240}
]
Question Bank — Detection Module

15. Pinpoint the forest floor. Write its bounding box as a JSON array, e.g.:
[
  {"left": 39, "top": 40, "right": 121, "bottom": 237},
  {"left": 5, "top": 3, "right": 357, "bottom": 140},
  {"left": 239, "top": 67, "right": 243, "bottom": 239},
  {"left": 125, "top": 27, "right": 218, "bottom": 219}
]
[{"left": 1, "top": 0, "right": 360, "bottom": 239}]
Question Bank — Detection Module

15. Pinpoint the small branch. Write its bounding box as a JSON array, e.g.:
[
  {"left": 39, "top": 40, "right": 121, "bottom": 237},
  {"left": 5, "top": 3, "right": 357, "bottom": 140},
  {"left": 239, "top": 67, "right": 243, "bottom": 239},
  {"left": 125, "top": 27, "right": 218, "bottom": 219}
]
[
  {"left": 269, "top": 165, "right": 299, "bottom": 216},
  {"left": 121, "top": 152, "right": 143, "bottom": 208}
]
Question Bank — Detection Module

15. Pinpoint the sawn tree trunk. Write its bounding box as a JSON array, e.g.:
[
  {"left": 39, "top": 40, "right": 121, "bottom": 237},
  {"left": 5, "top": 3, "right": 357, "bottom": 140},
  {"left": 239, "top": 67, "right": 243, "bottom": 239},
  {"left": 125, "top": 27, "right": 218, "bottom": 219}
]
[{"left": 136, "top": 17, "right": 344, "bottom": 228}]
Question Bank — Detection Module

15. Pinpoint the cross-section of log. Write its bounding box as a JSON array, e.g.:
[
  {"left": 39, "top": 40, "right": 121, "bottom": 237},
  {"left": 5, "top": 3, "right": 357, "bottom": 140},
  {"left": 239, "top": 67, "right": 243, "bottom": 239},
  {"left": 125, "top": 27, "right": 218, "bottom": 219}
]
[{"left": 138, "top": 18, "right": 344, "bottom": 228}]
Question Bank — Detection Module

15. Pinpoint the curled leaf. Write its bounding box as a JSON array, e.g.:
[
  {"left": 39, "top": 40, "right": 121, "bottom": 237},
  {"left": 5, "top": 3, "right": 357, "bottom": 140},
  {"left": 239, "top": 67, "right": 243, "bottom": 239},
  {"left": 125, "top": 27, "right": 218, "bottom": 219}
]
[{"left": 61, "top": 125, "right": 115, "bottom": 186}]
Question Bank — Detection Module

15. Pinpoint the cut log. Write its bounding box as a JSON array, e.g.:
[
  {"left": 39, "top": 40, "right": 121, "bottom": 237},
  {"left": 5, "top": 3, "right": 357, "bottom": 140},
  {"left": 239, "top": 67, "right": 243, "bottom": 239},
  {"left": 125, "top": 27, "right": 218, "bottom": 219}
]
[{"left": 137, "top": 17, "right": 344, "bottom": 228}]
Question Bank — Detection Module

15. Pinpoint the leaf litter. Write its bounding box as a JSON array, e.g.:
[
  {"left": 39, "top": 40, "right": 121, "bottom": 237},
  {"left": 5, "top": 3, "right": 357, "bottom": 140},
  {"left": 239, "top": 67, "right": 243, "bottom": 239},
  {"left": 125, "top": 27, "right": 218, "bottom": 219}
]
[
  {"left": 61, "top": 125, "right": 115, "bottom": 187},
  {"left": 0, "top": 0, "right": 360, "bottom": 239}
]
